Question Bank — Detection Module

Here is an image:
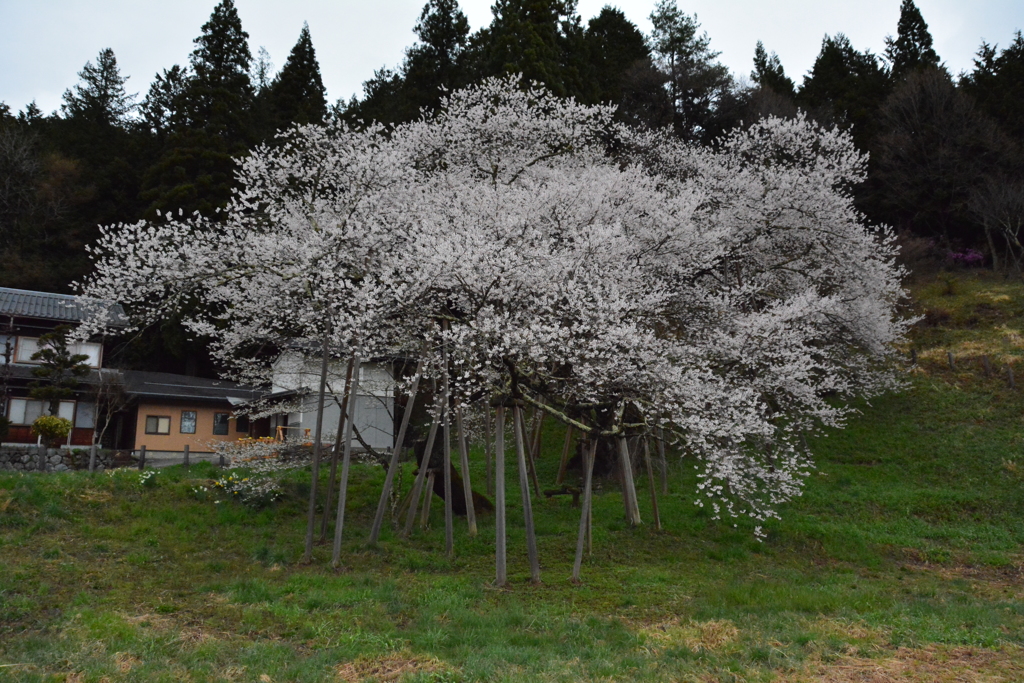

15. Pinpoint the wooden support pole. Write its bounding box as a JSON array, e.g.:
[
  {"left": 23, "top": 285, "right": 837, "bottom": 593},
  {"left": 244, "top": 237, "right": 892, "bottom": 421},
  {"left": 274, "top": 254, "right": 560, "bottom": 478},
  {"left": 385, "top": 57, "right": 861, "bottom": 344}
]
[
  {"left": 182, "top": 444, "right": 190, "bottom": 469},
  {"left": 618, "top": 436, "right": 641, "bottom": 526},
  {"left": 523, "top": 412, "right": 542, "bottom": 497},
  {"left": 514, "top": 406, "right": 541, "bottom": 583},
  {"left": 420, "top": 470, "right": 435, "bottom": 528},
  {"left": 529, "top": 411, "right": 544, "bottom": 495},
  {"left": 369, "top": 358, "right": 424, "bottom": 544},
  {"left": 219, "top": 452, "right": 225, "bottom": 468},
  {"left": 571, "top": 439, "right": 598, "bottom": 583},
  {"left": 657, "top": 428, "right": 668, "bottom": 496},
  {"left": 89, "top": 443, "right": 98, "bottom": 473},
  {"left": 484, "top": 407, "right": 493, "bottom": 496},
  {"left": 455, "top": 403, "right": 478, "bottom": 536},
  {"left": 138, "top": 445, "right": 146, "bottom": 471},
  {"left": 331, "top": 355, "right": 362, "bottom": 568},
  {"left": 320, "top": 356, "right": 356, "bottom": 542},
  {"left": 440, "top": 333, "right": 454, "bottom": 558},
  {"left": 494, "top": 405, "right": 507, "bottom": 587},
  {"left": 555, "top": 426, "right": 574, "bottom": 486},
  {"left": 303, "top": 322, "right": 333, "bottom": 564},
  {"left": 403, "top": 414, "right": 439, "bottom": 536},
  {"left": 947, "top": 351, "right": 956, "bottom": 371},
  {"left": 910, "top": 348, "right": 917, "bottom": 365},
  {"left": 37, "top": 443, "right": 46, "bottom": 472},
  {"left": 643, "top": 438, "right": 662, "bottom": 531}
]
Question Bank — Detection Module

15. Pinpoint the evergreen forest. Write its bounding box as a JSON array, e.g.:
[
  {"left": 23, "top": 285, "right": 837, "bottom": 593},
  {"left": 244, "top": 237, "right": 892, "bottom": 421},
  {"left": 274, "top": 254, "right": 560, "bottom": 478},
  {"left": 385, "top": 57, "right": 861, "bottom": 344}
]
[{"left": 2, "top": 0, "right": 1022, "bottom": 373}]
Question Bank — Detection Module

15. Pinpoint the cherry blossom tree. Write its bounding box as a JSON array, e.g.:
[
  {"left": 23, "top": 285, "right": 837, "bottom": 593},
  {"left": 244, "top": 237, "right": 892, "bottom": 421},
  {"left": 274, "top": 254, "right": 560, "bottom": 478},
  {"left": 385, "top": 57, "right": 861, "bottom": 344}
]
[{"left": 78, "top": 76, "right": 908, "bottom": 567}]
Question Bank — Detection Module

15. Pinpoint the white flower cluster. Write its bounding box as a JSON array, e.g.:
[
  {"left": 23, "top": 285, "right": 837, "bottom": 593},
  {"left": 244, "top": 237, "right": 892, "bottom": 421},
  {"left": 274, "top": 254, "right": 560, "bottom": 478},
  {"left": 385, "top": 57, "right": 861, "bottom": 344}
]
[{"left": 78, "top": 76, "right": 909, "bottom": 528}]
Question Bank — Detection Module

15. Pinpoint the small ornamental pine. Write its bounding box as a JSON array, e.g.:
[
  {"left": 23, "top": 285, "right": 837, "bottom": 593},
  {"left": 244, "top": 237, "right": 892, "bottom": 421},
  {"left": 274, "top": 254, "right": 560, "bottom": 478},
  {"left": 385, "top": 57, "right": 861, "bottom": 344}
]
[{"left": 28, "top": 325, "right": 91, "bottom": 417}]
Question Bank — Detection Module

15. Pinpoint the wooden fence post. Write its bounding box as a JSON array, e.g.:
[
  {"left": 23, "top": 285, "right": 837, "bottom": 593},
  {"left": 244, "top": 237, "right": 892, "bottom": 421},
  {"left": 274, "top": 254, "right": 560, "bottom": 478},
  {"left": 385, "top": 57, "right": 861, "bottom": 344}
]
[
  {"left": 947, "top": 351, "right": 956, "bottom": 371},
  {"left": 183, "top": 444, "right": 190, "bottom": 469},
  {"left": 89, "top": 443, "right": 98, "bottom": 473},
  {"left": 37, "top": 443, "right": 46, "bottom": 472},
  {"left": 138, "top": 445, "right": 146, "bottom": 470},
  {"left": 983, "top": 355, "right": 992, "bottom": 377}
]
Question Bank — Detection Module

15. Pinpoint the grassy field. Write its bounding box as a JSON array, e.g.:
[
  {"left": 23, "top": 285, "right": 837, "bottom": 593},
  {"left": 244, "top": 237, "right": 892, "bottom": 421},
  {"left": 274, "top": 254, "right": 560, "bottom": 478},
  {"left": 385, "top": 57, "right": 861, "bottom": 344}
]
[{"left": 1, "top": 271, "right": 1023, "bottom": 682}]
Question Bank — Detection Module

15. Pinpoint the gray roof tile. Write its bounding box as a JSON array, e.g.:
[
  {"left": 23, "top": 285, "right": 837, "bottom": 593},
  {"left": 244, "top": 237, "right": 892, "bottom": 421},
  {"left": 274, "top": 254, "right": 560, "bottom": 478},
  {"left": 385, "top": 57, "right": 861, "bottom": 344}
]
[{"left": 0, "top": 287, "right": 127, "bottom": 326}]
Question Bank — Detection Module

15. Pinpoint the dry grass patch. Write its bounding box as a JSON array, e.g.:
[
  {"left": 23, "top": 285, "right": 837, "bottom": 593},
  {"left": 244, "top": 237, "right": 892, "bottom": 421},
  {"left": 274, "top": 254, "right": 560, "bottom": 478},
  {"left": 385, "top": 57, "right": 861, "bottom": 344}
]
[
  {"left": 335, "top": 651, "right": 457, "bottom": 682},
  {"left": 807, "top": 618, "right": 885, "bottom": 644},
  {"left": 113, "top": 651, "right": 141, "bottom": 673},
  {"left": 780, "top": 645, "right": 1024, "bottom": 682},
  {"left": 638, "top": 618, "right": 739, "bottom": 654}
]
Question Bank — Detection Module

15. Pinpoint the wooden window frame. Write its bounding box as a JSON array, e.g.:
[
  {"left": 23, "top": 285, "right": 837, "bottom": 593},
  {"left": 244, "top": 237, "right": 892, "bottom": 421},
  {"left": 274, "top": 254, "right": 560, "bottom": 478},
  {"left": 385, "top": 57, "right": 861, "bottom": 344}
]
[{"left": 145, "top": 415, "right": 171, "bottom": 435}]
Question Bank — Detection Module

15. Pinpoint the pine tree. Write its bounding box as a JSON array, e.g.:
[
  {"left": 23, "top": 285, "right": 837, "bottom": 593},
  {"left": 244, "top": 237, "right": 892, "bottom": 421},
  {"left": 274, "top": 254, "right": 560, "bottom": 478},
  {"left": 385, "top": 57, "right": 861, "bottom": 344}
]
[
  {"left": 269, "top": 23, "right": 328, "bottom": 130},
  {"left": 139, "top": 65, "right": 190, "bottom": 139},
  {"left": 28, "top": 325, "right": 91, "bottom": 416},
  {"left": 142, "top": 0, "right": 254, "bottom": 218},
  {"left": 649, "top": 0, "right": 734, "bottom": 143},
  {"left": 181, "top": 0, "right": 253, "bottom": 133},
  {"left": 472, "top": 0, "right": 588, "bottom": 99},
  {"left": 884, "top": 0, "right": 940, "bottom": 80},
  {"left": 584, "top": 7, "right": 650, "bottom": 106},
  {"left": 60, "top": 48, "right": 136, "bottom": 127},
  {"left": 350, "top": 0, "right": 471, "bottom": 125},
  {"left": 751, "top": 41, "right": 795, "bottom": 98},
  {"left": 962, "top": 32, "right": 1024, "bottom": 143},
  {"left": 798, "top": 34, "right": 890, "bottom": 150}
]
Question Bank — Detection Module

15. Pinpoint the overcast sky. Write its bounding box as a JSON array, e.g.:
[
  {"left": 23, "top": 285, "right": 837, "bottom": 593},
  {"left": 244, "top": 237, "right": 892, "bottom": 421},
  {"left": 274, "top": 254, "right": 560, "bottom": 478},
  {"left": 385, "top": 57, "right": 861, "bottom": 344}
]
[{"left": 2, "top": 0, "right": 1022, "bottom": 116}]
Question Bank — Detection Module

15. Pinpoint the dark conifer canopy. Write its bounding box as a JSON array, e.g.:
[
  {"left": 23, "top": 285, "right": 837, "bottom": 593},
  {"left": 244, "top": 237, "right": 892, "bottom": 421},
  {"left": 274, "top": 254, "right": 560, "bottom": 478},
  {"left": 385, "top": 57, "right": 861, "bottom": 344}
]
[
  {"left": 584, "top": 7, "right": 650, "bottom": 105},
  {"left": 751, "top": 41, "right": 795, "bottom": 99},
  {"left": 270, "top": 23, "right": 328, "bottom": 128},
  {"left": 884, "top": 0, "right": 940, "bottom": 79},
  {"left": 61, "top": 48, "right": 135, "bottom": 127}
]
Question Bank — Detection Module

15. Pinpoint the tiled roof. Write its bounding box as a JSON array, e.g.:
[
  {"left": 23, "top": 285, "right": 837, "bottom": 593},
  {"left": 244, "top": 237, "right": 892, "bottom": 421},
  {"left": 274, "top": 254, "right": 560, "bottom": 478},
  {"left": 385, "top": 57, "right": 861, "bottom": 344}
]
[
  {"left": 0, "top": 287, "right": 128, "bottom": 327},
  {"left": 122, "top": 371, "right": 262, "bottom": 403}
]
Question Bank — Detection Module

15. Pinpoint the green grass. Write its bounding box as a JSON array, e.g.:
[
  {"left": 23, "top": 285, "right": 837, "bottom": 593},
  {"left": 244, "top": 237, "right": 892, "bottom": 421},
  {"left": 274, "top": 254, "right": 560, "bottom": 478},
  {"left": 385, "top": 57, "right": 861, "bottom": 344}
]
[{"left": 1, "top": 271, "right": 1023, "bottom": 682}]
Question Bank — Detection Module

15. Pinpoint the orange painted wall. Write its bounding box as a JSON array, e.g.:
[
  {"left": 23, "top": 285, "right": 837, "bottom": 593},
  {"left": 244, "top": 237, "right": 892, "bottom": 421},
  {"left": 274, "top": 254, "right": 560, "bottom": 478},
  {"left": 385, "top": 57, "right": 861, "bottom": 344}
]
[{"left": 133, "top": 402, "right": 246, "bottom": 453}]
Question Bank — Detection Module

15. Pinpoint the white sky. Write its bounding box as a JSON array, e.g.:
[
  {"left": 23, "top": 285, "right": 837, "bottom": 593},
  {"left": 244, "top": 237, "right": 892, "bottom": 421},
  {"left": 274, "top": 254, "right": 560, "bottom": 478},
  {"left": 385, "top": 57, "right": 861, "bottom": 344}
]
[{"left": 1, "top": 0, "right": 1022, "bottom": 116}]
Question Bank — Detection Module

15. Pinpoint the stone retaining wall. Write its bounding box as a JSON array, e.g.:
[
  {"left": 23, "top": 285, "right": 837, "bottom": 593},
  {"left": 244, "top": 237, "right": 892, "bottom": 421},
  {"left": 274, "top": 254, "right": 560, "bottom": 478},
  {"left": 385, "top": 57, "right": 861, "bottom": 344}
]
[{"left": 0, "top": 446, "right": 116, "bottom": 472}]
